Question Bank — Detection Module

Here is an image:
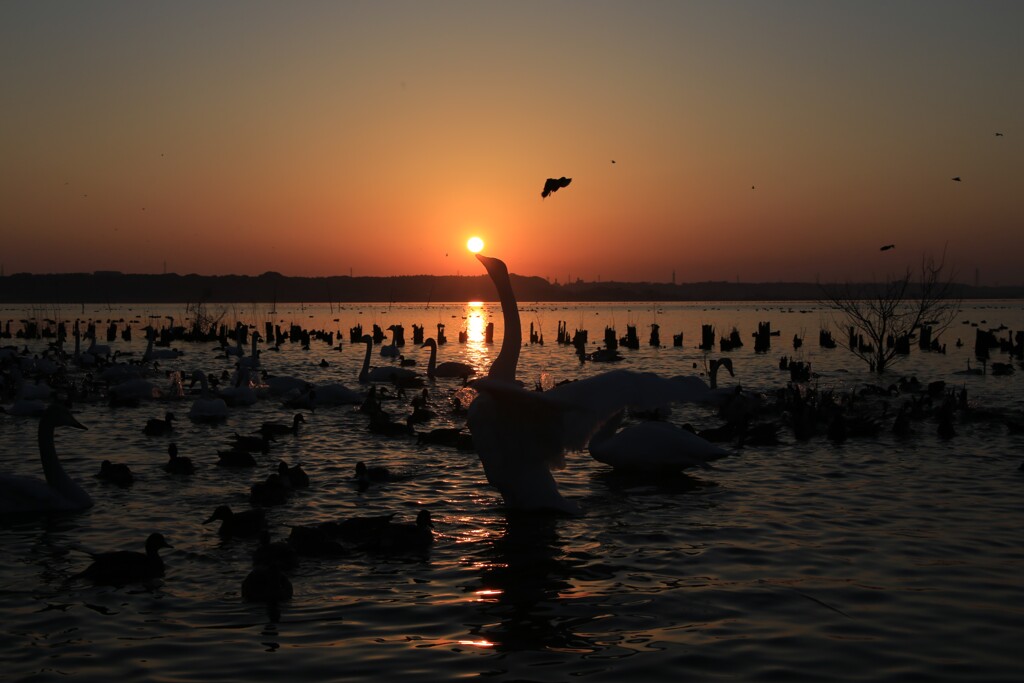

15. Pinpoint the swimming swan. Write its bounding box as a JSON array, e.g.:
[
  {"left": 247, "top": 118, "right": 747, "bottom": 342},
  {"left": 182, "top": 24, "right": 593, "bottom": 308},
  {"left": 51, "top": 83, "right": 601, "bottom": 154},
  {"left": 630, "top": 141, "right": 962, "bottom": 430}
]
[
  {"left": 422, "top": 338, "right": 476, "bottom": 380},
  {"left": 588, "top": 411, "right": 731, "bottom": 472},
  {"left": 0, "top": 403, "right": 93, "bottom": 514},
  {"left": 358, "top": 335, "right": 421, "bottom": 385}
]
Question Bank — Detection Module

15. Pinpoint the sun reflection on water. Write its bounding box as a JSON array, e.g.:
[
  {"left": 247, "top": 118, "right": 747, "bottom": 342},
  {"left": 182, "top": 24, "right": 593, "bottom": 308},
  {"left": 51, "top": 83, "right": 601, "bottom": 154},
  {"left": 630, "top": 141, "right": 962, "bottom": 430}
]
[{"left": 461, "top": 301, "right": 492, "bottom": 374}]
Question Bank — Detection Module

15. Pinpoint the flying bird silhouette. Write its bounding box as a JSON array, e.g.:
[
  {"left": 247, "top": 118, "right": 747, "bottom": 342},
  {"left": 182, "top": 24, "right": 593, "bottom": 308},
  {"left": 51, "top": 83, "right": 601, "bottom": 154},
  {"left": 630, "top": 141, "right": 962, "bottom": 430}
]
[
  {"left": 541, "top": 177, "right": 572, "bottom": 198},
  {"left": 995, "top": 132, "right": 1004, "bottom": 137},
  {"left": 880, "top": 244, "right": 895, "bottom": 251},
  {"left": 952, "top": 176, "right": 962, "bottom": 182}
]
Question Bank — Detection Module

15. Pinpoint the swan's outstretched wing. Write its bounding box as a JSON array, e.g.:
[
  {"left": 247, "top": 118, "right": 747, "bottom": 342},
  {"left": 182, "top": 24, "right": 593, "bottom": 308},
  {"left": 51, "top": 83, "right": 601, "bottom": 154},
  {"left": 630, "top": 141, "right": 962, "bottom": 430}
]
[{"left": 546, "top": 370, "right": 711, "bottom": 451}]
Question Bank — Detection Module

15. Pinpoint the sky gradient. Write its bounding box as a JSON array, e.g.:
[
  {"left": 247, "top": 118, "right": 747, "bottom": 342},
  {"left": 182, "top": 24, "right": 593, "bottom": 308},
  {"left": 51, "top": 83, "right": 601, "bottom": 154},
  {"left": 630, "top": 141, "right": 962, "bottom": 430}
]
[{"left": 2, "top": 1, "right": 1021, "bottom": 284}]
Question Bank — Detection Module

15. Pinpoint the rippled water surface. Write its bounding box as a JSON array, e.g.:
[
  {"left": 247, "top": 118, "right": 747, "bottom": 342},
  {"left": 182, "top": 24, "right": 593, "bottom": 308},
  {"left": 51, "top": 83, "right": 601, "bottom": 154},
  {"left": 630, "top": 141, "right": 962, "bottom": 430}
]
[{"left": 2, "top": 300, "right": 1023, "bottom": 681}]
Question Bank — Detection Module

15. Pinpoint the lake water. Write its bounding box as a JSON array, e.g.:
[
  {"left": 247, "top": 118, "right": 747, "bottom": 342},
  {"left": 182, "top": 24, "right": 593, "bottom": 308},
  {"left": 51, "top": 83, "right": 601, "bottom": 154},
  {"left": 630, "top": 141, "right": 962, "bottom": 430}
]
[{"left": 2, "top": 300, "right": 1023, "bottom": 681}]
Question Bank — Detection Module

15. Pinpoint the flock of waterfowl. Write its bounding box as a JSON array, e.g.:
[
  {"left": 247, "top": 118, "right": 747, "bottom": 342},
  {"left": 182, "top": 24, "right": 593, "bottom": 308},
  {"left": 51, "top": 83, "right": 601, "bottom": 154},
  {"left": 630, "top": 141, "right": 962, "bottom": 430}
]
[{"left": 3, "top": 252, "right": 1023, "bottom": 603}]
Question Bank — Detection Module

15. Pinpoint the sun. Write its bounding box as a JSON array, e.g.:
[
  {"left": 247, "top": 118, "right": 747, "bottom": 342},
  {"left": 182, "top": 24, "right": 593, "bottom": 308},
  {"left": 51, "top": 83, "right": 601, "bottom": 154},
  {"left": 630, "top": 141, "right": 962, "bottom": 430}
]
[{"left": 467, "top": 236, "right": 484, "bottom": 253}]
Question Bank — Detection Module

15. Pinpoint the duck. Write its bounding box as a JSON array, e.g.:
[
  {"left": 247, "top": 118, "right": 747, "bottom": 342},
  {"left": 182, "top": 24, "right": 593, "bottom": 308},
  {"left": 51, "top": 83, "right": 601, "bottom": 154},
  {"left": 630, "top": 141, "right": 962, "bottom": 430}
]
[
  {"left": 143, "top": 411, "right": 175, "bottom": 436},
  {"left": 286, "top": 524, "right": 348, "bottom": 557},
  {"left": 250, "top": 473, "right": 289, "bottom": 507},
  {"left": 252, "top": 530, "right": 299, "bottom": 570},
  {"left": 366, "top": 510, "right": 434, "bottom": 553},
  {"left": 204, "top": 505, "right": 266, "bottom": 538},
  {"left": 422, "top": 338, "right": 476, "bottom": 380},
  {"left": 163, "top": 443, "right": 195, "bottom": 474},
  {"left": 354, "top": 461, "right": 394, "bottom": 490},
  {"left": 277, "top": 460, "right": 309, "bottom": 489},
  {"left": 260, "top": 413, "right": 305, "bottom": 438},
  {"left": 96, "top": 459, "right": 134, "bottom": 488},
  {"left": 367, "top": 409, "right": 415, "bottom": 438},
  {"left": 0, "top": 403, "right": 93, "bottom": 514},
  {"left": 230, "top": 432, "right": 273, "bottom": 453},
  {"left": 77, "top": 533, "right": 171, "bottom": 585},
  {"left": 321, "top": 512, "right": 397, "bottom": 544},
  {"left": 216, "top": 449, "right": 257, "bottom": 467}
]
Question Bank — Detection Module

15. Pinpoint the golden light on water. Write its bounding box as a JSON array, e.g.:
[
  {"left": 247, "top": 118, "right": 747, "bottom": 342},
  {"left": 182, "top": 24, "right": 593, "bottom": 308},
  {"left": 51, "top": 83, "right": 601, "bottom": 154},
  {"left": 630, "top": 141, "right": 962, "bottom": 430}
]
[
  {"left": 466, "top": 302, "right": 486, "bottom": 344},
  {"left": 467, "top": 236, "right": 484, "bottom": 253},
  {"left": 457, "top": 639, "right": 495, "bottom": 649}
]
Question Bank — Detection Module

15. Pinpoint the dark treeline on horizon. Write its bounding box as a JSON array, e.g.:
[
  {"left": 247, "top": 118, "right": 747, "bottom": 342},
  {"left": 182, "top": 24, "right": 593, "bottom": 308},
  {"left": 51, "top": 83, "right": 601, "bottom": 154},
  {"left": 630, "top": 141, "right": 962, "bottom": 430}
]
[{"left": 1, "top": 271, "right": 1022, "bottom": 304}]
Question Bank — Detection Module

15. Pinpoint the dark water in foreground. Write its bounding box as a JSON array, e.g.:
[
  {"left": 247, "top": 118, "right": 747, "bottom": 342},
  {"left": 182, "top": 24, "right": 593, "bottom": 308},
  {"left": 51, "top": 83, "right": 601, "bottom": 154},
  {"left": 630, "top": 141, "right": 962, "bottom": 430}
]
[{"left": 2, "top": 301, "right": 1023, "bottom": 681}]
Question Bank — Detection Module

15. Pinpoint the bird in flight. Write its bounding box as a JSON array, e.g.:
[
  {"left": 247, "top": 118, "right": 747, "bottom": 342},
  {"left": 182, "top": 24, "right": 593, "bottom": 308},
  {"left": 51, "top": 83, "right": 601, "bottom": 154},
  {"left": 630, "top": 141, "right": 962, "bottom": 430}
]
[
  {"left": 541, "top": 177, "right": 572, "bottom": 199},
  {"left": 951, "top": 176, "right": 962, "bottom": 182},
  {"left": 995, "top": 132, "right": 1004, "bottom": 137},
  {"left": 880, "top": 244, "right": 895, "bottom": 251}
]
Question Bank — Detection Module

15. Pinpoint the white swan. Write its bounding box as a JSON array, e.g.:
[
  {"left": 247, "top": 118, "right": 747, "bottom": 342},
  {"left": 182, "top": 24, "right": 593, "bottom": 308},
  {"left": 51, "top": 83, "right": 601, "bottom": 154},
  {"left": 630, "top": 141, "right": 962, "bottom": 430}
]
[
  {"left": 0, "top": 403, "right": 93, "bottom": 513},
  {"left": 219, "top": 366, "right": 259, "bottom": 406},
  {"left": 467, "top": 254, "right": 710, "bottom": 514},
  {"left": 358, "top": 335, "right": 421, "bottom": 385},
  {"left": 108, "top": 377, "right": 163, "bottom": 404},
  {"left": 142, "top": 331, "right": 183, "bottom": 362},
  {"left": 422, "top": 338, "right": 476, "bottom": 380},
  {"left": 187, "top": 370, "right": 229, "bottom": 422},
  {"left": 238, "top": 333, "right": 261, "bottom": 369},
  {"left": 588, "top": 412, "right": 731, "bottom": 472},
  {"left": 309, "top": 382, "right": 364, "bottom": 406}
]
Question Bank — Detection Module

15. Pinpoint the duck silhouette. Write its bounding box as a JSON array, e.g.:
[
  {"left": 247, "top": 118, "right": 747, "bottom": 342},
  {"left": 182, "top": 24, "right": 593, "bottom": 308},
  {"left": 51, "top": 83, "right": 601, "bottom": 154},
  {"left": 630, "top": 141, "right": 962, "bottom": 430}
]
[{"left": 77, "top": 533, "right": 171, "bottom": 585}]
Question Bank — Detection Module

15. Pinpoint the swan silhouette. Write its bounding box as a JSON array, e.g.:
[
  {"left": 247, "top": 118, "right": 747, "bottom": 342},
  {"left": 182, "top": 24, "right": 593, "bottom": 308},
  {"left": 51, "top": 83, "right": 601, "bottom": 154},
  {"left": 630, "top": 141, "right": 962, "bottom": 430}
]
[
  {"left": 588, "top": 411, "right": 730, "bottom": 472},
  {"left": 467, "top": 254, "right": 714, "bottom": 514},
  {"left": 142, "top": 329, "right": 182, "bottom": 362},
  {"left": 358, "top": 335, "right": 421, "bottom": 385},
  {"left": 422, "top": 337, "right": 476, "bottom": 380},
  {"left": 0, "top": 403, "right": 93, "bottom": 514}
]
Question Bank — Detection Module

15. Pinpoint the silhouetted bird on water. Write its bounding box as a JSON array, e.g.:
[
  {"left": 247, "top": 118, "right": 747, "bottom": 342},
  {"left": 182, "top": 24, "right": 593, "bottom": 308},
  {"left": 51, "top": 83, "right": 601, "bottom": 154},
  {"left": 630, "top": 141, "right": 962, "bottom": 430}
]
[
  {"left": 97, "top": 460, "right": 133, "bottom": 488},
  {"left": 880, "top": 244, "right": 895, "bottom": 251},
  {"left": 77, "top": 533, "right": 171, "bottom": 585},
  {"left": 952, "top": 176, "right": 962, "bottom": 182},
  {"left": 541, "top": 176, "right": 572, "bottom": 198}
]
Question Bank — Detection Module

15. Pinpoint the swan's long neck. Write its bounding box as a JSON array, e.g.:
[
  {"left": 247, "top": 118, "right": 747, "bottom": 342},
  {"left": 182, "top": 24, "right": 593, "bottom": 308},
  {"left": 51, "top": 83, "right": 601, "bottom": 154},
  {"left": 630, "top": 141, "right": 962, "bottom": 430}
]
[
  {"left": 359, "top": 338, "right": 372, "bottom": 382},
  {"left": 38, "top": 419, "right": 90, "bottom": 506},
  {"left": 478, "top": 255, "right": 520, "bottom": 382},
  {"left": 38, "top": 420, "right": 66, "bottom": 488},
  {"left": 426, "top": 340, "right": 437, "bottom": 375}
]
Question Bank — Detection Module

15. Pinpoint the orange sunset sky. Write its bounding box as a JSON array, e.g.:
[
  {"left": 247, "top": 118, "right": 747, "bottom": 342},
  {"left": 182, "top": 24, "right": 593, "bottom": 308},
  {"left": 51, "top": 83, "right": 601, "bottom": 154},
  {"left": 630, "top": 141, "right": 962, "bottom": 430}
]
[{"left": 1, "top": 1, "right": 1021, "bottom": 284}]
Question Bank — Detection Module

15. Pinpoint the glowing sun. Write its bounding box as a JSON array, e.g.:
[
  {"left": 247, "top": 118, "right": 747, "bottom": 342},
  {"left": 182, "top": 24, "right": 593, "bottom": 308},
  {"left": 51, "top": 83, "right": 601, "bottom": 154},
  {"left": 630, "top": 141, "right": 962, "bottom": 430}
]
[{"left": 467, "top": 236, "right": 485, "bottom": 253}]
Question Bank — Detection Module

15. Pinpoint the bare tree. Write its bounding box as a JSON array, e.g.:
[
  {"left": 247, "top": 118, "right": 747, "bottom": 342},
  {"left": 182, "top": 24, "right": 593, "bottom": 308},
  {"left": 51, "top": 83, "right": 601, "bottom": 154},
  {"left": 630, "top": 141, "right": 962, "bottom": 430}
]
[{"left": 819, "top": 252, "right": 961, "bottom": 374}]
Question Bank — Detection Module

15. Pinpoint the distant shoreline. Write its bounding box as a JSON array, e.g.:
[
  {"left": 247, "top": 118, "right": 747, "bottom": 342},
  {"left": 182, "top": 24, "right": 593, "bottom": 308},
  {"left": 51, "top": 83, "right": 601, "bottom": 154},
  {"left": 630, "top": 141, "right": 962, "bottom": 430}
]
[{"left": 2, "top": 271, "right": 1022, "bottom": 304}]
